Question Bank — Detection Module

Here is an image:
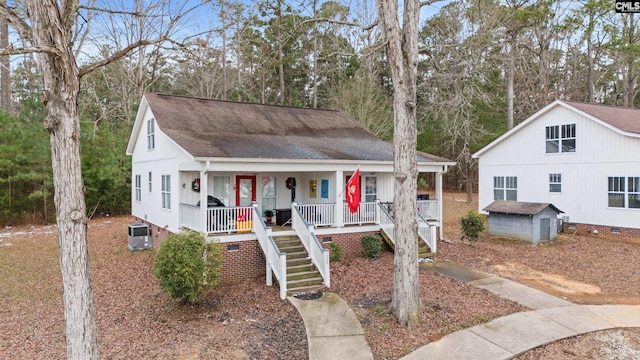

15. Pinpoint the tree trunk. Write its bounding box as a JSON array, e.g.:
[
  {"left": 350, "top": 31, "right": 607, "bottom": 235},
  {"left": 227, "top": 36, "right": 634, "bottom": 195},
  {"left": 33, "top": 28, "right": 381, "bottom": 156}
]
[
  {"left": 277, "top": 0, "right": 285, "bottom": 105},
  {"left": 376, "top": 0, "right": 420, "bottom": 331},
  {"left": 506, "top": 31, "right": 516, "bottom": 130},
  {"left": 27, "top": 1, "right": 98, "bottom": 359},
  {"left": 0, "top": 3, "right": 9, "bottom": 111}
]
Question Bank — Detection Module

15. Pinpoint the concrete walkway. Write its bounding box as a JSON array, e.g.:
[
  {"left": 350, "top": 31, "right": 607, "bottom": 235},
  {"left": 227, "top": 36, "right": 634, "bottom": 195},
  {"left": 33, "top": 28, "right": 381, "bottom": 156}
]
[
  {"left": 401, "top": 260, "right": 640, "bottom": 359},
  {"left": 289, "top": 260, "right": 640, "bottom": 360},
  {"left": 289, "top": 292, "right": 373, "bottom": 360}
]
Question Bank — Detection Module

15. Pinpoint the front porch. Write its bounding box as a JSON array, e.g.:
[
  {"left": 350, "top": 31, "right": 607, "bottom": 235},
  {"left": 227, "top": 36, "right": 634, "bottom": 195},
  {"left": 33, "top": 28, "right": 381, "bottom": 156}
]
[{"left": 179, "top": 199, "right": 440, "bottom": 235}]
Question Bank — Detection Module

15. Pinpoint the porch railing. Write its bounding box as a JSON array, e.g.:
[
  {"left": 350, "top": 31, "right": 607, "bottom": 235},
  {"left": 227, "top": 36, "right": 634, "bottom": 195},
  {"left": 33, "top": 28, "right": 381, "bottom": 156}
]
[
  {"left": 252, "top": 205, "right": 287, "bottom": 299},
  {"left": 179, "top": 204, "right": 254, "bottom": 234},
  {"left": 292, "top": 205, "right": 330, "bottom": 287},
  {"left": 343, "top": 202, "right": 377, "bottom": 225},
  {"left": 296, "top": 203, "right": 335, "bottom": 227},
  {"left": 417, "top": 200, "right": 438, "bottom": 220},
  {"left": 378, "top": 202, "right": 395, "bottom": 245},
  {"left": 417, "top": 213, "right": 437, "bottom": 254}
]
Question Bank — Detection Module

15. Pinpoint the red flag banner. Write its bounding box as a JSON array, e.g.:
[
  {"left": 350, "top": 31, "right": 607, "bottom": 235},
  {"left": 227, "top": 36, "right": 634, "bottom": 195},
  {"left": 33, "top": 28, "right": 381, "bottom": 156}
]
[{"left": 346, "top": 169, "right": 360, "bottom": 213}]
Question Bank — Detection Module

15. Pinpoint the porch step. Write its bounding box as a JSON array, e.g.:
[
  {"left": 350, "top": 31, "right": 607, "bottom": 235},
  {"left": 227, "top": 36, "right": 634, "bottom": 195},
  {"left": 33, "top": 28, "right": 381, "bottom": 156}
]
[
  {"left": 287, "top": 277, "right": 324, "bottom": 291},
  {"left": 271, "top": 235, "right": 326, "bottom": 296},
  {"left": 287, "top": 284, "right": 325, "bottom": 296},
  {"left": 380, "top": 229, "right": 434, "bottom": 258}
]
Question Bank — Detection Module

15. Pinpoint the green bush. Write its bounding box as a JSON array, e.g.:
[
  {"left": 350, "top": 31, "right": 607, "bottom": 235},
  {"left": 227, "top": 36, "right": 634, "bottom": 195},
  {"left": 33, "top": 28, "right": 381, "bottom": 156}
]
[
  {"left": 153, "top": 232, "right": 222, "bottom": 304},
  {"left": 460, "top": 210, "right": 485, "bottom": 243},
  {"left": 361, "top": 234, "right": 382, "bottom": 258},
  {"left": 329, "top": 242, "right": 343, "bottom": 262}
]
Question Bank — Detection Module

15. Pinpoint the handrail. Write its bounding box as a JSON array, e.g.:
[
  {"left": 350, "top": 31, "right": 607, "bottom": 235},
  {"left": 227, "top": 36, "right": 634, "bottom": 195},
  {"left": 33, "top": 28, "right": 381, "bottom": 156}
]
[
  {"left": 296, "top": 203, "right": 336, "bottom": 226},
  {"left": 417, "top": 212, "right": 437, "bottom": 254},
  {"left": 252, "top": 206, "right": 288, "bottom": 299},
  {"left": 292, "top": 204, "right": 330, "bottom": 287},
  {"left": 377, "top": 202, "right": 395, "bottom": 246}
]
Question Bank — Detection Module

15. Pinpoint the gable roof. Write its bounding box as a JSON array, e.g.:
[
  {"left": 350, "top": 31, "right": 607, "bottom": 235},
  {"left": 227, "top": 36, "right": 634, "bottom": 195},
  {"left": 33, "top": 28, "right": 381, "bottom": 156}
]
[
  {"left": 483, "top": 200, "right": 563, "bottom": 215},
  {"left": 473, "top": 100, "right": 640, "bottom": 158},
  {"left": 563, "top": 100, "right": 640, "bottom": 134},
  {"left": 129, "top": 93, "right": 452, "bottom": 164}
]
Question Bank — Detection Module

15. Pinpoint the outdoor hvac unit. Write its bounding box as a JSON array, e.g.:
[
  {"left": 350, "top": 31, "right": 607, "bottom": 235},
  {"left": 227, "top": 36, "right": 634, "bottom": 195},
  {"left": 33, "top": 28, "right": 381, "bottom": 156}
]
[{"left": 128, "top": 224, "right": 151, "bottom": 251}]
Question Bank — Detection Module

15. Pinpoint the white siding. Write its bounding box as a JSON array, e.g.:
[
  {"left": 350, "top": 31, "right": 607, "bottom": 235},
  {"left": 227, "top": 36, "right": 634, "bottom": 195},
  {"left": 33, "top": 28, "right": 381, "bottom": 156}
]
[
  {"left": 478, "top": 105, "right": 640, "bottom": 229},
  {"left": 130, "top": 108, "right": 193, "bottom": 233}
]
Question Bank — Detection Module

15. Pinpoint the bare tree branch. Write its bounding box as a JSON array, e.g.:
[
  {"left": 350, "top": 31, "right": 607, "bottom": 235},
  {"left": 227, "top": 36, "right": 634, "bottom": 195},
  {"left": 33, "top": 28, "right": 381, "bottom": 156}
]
[
  {"left": 0, "top": 3, "right": 32, "bottom": 42},
  {"left": 79, "top": 37, "right": 167, "bottom": 77}
]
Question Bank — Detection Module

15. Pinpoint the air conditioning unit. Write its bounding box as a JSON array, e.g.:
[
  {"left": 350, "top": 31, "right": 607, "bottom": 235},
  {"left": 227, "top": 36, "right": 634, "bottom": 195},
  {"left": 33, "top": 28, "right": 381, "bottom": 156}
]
[{"left": 128, "top": 224, "right": 151, "bottom": 251}]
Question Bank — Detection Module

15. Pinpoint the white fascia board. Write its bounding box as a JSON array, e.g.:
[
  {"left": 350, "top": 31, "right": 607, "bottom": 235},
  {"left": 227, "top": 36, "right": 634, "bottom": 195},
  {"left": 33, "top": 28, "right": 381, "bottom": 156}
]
[
  {"left": 126, "top": 95, "right": 150, "bottom": 155},
  {"left": 185, "top": 157, "right": 454, "bottom": 173},
  {"left": 561, "top": 102, "right": 640, "bottom": 139},
  {"left": 472, "top": 100, "right": 562, "bottom": 159}
]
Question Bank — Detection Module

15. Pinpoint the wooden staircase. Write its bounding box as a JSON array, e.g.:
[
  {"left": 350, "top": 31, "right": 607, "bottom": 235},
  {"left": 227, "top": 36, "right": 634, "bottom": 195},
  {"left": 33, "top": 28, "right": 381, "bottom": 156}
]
[
  {"left": 380, "top": 229, "right": 433, "bottom": 258},
  {"left": 273, "top": 235, "right": 325, "bottom": 295}
]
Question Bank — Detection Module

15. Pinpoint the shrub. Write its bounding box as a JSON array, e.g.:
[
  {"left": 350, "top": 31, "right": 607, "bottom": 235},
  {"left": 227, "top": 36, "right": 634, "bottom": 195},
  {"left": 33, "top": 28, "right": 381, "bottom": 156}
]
[
  {"left": 361, "top": 234, "right": 382, "bottom": 258},
  {"left": 460, "top": 210, "right": 485, "bottom": 243},
  {"left": 329, "top": 242, "right": 343, "bottom": 262},
  {"left": 153, "top": 231, "right": 222, "bottom": 304}
]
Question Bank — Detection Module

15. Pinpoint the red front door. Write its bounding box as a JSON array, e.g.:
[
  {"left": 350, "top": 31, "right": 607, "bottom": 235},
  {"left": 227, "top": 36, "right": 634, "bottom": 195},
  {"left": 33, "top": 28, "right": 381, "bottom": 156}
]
[{"left": 236, "top": 175, "right": 256, "bottom": 206}]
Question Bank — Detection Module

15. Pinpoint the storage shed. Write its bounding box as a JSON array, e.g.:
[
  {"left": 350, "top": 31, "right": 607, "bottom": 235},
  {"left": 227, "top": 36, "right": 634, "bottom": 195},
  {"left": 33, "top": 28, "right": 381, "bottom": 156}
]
[{"left": 483, "top": 201, "right": 564, "bottom": 245}]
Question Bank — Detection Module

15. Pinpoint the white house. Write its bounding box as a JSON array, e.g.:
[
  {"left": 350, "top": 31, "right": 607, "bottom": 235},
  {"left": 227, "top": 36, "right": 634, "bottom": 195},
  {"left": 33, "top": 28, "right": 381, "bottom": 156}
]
[
  {"left": 473, "top": 100, "right": 640, "bottom": 239},
  {"left": 127, "top": 93, "right": 454, "bottom": 297}
]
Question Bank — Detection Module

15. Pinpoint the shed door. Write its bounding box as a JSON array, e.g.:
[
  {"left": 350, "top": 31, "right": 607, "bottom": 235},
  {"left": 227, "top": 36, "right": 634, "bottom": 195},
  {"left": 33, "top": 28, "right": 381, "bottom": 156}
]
[{"left": 540, "top": 218, "right": 551, "bottom": 241}]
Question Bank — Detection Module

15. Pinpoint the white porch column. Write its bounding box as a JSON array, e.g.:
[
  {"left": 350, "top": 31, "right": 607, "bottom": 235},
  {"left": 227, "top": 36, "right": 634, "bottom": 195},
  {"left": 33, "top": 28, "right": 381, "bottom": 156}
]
[
  {"left": 199, "top": 171, "right": 208, "bottom": 234},
  {"left": 335, "top": 170, "right": 344, "bottom": 227},
  {"left": 436, "top": 170, "right": 443, "bottom": 239}
]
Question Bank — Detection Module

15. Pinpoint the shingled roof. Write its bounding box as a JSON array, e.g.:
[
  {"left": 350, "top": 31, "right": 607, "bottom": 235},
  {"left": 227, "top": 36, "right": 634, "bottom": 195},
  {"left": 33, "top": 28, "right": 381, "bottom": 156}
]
[
  {"left": 142, "top": 93, "right": 450, "bottom": 162},
  {"left": 562, "top": 100, "right": 640, "bottom": 134},
  {"left": 483, "top": 200, "right": 563, "bottom": 216}
]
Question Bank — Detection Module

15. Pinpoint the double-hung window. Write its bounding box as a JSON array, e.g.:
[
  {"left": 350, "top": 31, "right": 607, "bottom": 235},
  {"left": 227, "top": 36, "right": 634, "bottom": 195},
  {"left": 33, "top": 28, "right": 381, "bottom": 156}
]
[
  {"left": 546, "top": 124, "right": 575, "bottom": 153},
  {"left": 261, "top": 176, "right": 277, "bottom": 214},
  {"left": 147, "top": 118, "right": 155, "bottom": 150},
  {"left": 161, "top": 175, "right": 171, "bottom": 210},
  {"left": 610, "top": 176, "right": 640, "bottom": 209},
  {"left": 134, "top": 174, "right": 141, "bottom": 202},
  {"left": 213, "top": 176, "right": 231, "bottom": 206},
  {"left": 364, "top": 176, "right": 377, "bottom": 202},
  {"left": 494, "top": 176, "right": 517, "bottom": 201},
  {"left": 549, "top": 173, "right": 562, "bottom": 193},
  {"left": 148, "top": 172, "right": 152, "bottom": 193}
]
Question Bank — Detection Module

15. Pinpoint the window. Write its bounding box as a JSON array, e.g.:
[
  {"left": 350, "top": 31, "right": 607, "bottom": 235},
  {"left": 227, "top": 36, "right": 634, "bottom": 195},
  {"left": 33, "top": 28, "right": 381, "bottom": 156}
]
[
  {"left": 147, "top": 118, "right": 155, "bottom": 150},
  {"left": 546, "top": 124, "right": 575, "bottom": 153},
  {"left": 608, "top": 177, "right": 625, "bottom": 208},
  {"left": 261, "top": 176, "right": 277, "bottom": 214},
  {"left": 148, "top": 172, "right": 152, "bottom": 193},
  {"left": 161, "top": 175, "right": 171, "bottom": 209},
  {"left": 628, "top": 177, "right": 640, "bottom": 209},
  {"left": 134, "top": 175, "right": 141, "bottom": 202},
  {"left": 365, "top": 176, "right": 377, "bottom": 202},
  {"left": 494, "top": 176, "right": 517, "bottom": 201},
  {"left": 549, "top": 173, "right": 562, "bottom": 193},
  {"left": 213, "top": 176, "right": 231, "bottom": 206}
]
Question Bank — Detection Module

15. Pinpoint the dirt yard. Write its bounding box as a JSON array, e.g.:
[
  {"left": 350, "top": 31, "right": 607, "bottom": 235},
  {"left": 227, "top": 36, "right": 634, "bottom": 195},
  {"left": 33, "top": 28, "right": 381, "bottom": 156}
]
[{"left": 1, "top": 193, "right": 639, "bottom": 359}]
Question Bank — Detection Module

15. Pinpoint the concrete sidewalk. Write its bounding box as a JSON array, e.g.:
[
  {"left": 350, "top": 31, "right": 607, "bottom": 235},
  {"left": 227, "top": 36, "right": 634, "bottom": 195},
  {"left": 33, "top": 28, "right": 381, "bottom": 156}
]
[
  {"left": 401, "top": 260, "right": 640, "bottom": 359},
  {"left": 289, "top": 292, "right": 373, "bottom": 360}
]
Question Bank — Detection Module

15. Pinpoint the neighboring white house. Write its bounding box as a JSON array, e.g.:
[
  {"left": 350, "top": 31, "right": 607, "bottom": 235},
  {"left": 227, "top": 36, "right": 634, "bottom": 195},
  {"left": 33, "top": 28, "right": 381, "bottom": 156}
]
[
  {"left": 473, "top": 100, "right": 640, "bottom": 238},
  {"left": 127, "top": 93, "right": 454, "bottom": 293}
]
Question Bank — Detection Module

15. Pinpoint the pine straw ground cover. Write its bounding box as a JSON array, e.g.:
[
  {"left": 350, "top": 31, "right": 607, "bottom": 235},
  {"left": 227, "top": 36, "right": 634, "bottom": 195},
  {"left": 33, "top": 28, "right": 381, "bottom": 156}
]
[{"left": 1, "top": 192, "right": 639, "bottom": 359}]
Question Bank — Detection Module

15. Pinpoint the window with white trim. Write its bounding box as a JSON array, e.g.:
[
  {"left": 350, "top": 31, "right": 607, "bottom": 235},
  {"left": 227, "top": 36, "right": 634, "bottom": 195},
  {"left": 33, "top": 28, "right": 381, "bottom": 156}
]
[
  {"left": 610, "top": 176, "right": 640, "bottom": 209},
  {"left": 213, "top": 176, "right": 231, "bottom": 206},
  {"left": 549, "top": 173, "right": 561, "bottom": 193},
  {"left": 608, "top": 177, "right": 625, "bottom": 208},
  {"left": 161, "top": 175, "right": 171, "bottom": 209},
  {"left": 147, "top": 118, "right": 155, "bottom": 150},
  {"left": 148, "top": 172, "right": 152, "bottom": 193},
  {"left": 546, "top": 124, "right": 575, "bottom": 153},
  {"left": 494, "top": 176, "right": 517, "bottom": 201},
  {"left": 134, "top": 174, "right": 141, "bottom": 202},
  {"left": 365, "top": 176, "right": 377, "bottom": 202},
  {"left": 261, "top": 176, "right": 277, "bottom": 214}
]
